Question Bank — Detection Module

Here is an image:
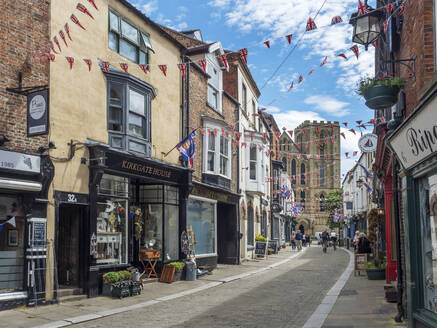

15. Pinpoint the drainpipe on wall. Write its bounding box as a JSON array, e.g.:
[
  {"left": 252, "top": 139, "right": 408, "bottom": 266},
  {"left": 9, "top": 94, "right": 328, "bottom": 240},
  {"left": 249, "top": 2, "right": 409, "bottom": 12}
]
[
  {"left": 186, "top": 56, "right": 190, "bottom": 137},
  {"left": 393, "top": 157, "right": 404, "bottom": 322},
  {"left": 236, "top": 103, "right": 241, "bottom": 264},
  {"left": 181, "top": 53, "right": 185, "bottom": 139}
]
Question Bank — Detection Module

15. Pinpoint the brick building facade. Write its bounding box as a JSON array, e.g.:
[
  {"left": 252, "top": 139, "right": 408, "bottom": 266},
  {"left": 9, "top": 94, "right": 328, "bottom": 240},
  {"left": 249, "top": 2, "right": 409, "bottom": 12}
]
[{"left": 0, "top": 0, "right": 54, "bottom": 310}]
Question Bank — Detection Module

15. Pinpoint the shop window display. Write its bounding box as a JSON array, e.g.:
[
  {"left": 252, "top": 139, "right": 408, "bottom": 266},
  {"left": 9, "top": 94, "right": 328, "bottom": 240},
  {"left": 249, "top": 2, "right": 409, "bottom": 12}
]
[
  {"left": 419, "top": 173, "right": 437, "bottom": 314},
  {"left": 187, "top": 197, "right": 216, "bottom": 256},
  {"left": 0, "top": 196, "right": 25, "bottom": 293},
  {"left": 138, "top": 185, "right": 179, "bottom": 262},
  {"left": 96, "top": 175, "right": 128, "bottom": 265}
]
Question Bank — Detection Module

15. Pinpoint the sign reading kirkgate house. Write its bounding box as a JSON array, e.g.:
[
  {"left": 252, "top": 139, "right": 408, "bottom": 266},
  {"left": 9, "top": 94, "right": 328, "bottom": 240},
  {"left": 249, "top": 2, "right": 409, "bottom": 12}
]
[{"left": 389, "top": 95, "right": 437, "bottom": 170}]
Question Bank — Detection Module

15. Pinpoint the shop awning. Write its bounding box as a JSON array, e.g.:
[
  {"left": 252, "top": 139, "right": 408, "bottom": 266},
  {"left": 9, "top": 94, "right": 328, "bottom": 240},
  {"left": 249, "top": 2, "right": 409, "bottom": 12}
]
[{"left": 0, "top": 178, "right": 42, "bottom": 192}]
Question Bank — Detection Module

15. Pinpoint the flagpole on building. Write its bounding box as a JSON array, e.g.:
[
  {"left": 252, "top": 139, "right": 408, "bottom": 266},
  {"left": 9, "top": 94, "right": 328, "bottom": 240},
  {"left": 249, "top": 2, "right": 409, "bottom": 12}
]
[{"left": 163, "top": 127, "right": 199, "bottom": 158}]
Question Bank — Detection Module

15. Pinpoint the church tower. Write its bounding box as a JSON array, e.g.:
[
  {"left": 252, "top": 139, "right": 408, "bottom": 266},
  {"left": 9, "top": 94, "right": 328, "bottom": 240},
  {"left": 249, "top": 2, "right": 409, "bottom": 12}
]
[{"left": 280, "top": 120, "right": 340, "bottom": 234}]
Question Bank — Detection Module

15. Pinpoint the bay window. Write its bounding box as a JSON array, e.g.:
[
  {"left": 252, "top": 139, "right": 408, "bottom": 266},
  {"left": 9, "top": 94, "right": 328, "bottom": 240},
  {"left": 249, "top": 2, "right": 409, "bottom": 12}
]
[
  {"left": 203, "top": 125, "right": 231, "bottom": 178},
  {"left": 109, "top": 10, "right": 153, "bottom": 65},
  {"left": 107, "top": 76, "right": 152, "bottom": 156}
]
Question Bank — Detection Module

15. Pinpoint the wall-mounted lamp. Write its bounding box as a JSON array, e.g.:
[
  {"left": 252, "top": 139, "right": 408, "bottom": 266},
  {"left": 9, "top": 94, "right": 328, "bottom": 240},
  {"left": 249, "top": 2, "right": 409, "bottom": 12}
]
[
  {"left": 349, "top": 0, "right": 384, "bottom": 50},
  {"left": 378, "top": 209, "right": 384, "bottom": 215}
]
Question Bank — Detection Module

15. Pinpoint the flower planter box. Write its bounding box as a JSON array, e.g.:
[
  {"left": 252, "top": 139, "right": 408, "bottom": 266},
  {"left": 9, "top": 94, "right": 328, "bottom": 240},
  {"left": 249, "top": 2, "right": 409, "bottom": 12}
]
[
  {"left": 130, "top": 281, "right": 142, "bottom": 296},
  {"left": 363, "top": 85, "right": 400, "bottom": 110},
  {"left": 173, "top": 270, "right": 183, "bottom": 282},
  {"left": 366, "top": 268, "right": 386, "bottom": 280},
  {"left": 111, "top": 281, "right": 132, "bottom": 299}
]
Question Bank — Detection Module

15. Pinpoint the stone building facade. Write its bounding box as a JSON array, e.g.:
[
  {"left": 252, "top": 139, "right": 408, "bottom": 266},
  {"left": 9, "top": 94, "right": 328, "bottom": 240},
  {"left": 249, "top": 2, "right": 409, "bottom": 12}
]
[{"left": 280, "top": 120, "right": 340, "bottom": 234}]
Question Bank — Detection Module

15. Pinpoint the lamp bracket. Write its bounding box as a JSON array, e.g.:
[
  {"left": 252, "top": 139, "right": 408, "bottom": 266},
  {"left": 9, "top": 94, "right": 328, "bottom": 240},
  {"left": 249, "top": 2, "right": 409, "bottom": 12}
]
[
  {"left": 384, "top": 55, "right": 417, "bottom": 78},
  {"left": 6, "top": 71, "right": 48, "bottom": 96}
]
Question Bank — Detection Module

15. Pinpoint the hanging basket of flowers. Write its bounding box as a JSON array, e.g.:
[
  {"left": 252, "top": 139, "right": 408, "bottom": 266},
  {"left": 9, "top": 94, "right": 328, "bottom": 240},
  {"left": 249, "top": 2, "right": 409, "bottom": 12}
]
[{"left": 358, "top": 74, "right": 405, "bottom": 110}]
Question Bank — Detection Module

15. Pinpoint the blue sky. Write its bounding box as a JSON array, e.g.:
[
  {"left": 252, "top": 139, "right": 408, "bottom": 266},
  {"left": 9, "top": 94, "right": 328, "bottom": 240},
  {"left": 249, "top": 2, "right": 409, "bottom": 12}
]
[{"left": 133, "top": 0, "right": 377, "bottom": 176}]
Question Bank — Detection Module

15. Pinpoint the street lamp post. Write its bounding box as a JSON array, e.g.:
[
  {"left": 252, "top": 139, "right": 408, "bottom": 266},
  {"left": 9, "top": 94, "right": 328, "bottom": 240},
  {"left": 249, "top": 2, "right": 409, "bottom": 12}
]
[{"left": 349, "top": 0, "right": 384, "bottom": 50}]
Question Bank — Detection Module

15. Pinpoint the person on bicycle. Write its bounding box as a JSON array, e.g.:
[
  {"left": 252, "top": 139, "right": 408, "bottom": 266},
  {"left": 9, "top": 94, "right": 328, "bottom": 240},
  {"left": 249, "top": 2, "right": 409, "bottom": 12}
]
[
  {"left": 321, "top": 229, "right": 329, "bottom": 253},
  {"left": 330, "top": 230, "right": 338, "bottom": 251}
]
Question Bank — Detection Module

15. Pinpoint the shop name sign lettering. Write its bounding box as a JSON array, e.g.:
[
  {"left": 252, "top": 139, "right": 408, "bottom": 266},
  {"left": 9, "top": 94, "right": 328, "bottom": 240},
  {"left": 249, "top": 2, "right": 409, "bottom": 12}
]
[
  {"left": 389, "top": 96, "right": 437, "bottom": 170},
  {"left": 0, "top": 150, "right": 40, "bottom": 174},
  {"left": 121, "top": 160, "right": 172, "bottom": 178}
]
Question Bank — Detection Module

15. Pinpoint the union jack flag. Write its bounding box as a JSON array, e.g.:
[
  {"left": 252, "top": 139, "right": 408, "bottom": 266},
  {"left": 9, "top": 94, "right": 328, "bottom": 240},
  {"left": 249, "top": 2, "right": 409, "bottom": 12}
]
[
  {"left": 357, "top": 0, "right": 369, "bottom": 16},
  {"left": 177, "top": 130, "right": 196, "bottom": 168}
]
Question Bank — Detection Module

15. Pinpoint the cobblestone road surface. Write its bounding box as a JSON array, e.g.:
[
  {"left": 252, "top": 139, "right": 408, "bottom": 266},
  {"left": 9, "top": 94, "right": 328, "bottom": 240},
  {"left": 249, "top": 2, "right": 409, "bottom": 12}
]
[{"left": 74, "top": 247, "right": 349, "bottom": 328}]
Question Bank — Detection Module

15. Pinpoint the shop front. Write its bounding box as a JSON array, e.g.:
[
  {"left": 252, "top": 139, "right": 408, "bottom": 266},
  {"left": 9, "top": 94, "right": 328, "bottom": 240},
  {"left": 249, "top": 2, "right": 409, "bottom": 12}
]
[
  {"left": 0, "top": 150, "right": 53, "bottom": 309},
  {"left": 188, "top": 183, "right": 240, "bottom": 267},
  {"left": 388, "top": 87, "right": 437, "bottom": 327},
  {"left": 86, "top": 144, "right": 191, "bottom": 297}
]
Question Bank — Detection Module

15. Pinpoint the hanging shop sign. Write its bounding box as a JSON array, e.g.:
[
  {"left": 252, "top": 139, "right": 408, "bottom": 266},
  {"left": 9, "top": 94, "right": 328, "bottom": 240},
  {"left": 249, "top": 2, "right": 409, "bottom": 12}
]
[
  {"left": 0, "top": 149, "right": 40, "bottom": 174},
  {"left": 27, "top": 89, "right": 49, "bottom": 136},
  {"left": 358, "top": 133, "right": 378, "bottom": 153},
  {"left": 388, "top": 95, "right": 437, "bottom": 170}
]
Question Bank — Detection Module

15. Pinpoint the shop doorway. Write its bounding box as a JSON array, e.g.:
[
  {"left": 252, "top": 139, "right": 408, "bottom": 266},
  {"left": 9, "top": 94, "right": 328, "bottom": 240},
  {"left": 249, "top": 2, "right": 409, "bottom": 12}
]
[
  {"left": 57, "top": 204, "right": 86, "bottom": 291},
  {"left": 217, "top": 203, "right": 238, "bottom": 264}
]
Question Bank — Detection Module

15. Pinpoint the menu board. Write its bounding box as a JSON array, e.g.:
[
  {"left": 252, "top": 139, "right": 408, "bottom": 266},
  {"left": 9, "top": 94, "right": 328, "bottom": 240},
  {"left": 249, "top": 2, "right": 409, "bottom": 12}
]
[
  {"left": 255, "top": 242, "right": 267, "bottom": 256},
  {"left": 354, "top": 254, "right": 367, "bottom": 276}
]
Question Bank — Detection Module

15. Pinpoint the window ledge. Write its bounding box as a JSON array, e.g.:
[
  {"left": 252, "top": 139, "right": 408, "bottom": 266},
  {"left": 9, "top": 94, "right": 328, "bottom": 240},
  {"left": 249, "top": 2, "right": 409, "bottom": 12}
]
[{"left": 206, "top": 102, "right": 225, "bottom": 119}]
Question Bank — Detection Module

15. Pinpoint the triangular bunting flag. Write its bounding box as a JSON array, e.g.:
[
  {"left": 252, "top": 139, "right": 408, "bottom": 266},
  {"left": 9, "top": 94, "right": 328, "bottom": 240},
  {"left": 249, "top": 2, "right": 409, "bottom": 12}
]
[
  {"left": 358, "top": 0, "right": 369, "bottom": 16},
  {"left": 102, "top": 61, "right": 110, "bottom": 73},
  {"left": 178, "top": 63, "right": 187, "bottom": 77},
  {"left": 349, "top": 129, "right": 356, "bottom": 135},
  {"left": 65, "top": 23, "right": 73, "bottom": 41},
  {"left": 343, "top": 122, "right": 348, "bottom": 127},
  {"left": 88, "top": 0, "right": 98, "bottom": 10},
  {"left": 199, "top": 59, "right": 207, "bottom": 73},
  {"left": 350, "top": 45, "right": 359, "bottom": 59},
  {"left": 288, "top": 81, "right": 294, "bottom": 91},
  {"left": 298, "top": 75, "right": 303, "bottom": 83},
  {"left": 341, "top": 132, "right": 346, "bottom": 139},
  {"left": 59, "top": 30, "right": 68, "bottom": 47},
  {"left": 308, "top": 68, "right": 315, "bottom": 76},
  {"left": 220, "top": 55, "right": 228, "bottom": 68},
  {"left": 139, "top": 64, "right": 148, "bottom": 74},
  {"left": 77, "top": 3, "right": 94, "bottom": 19},
  {"left": 120, "top": 63, "right": 128, "bottom": 73},
  {"left": 285, "top": 34, "right": 293, "bottom": 44},
  {"left": 66, "top": 57, "right": 74, "bottom": 69},
  {"left": 159, "top": 65, "right": 167, "bottom": 76},
  {"left": 71, "top": 14, "right": 86, "bottom": 30},
  {"left": 338, "top": 53, "right": 348, "bottom": 60},
  {"left": 83, "top": 58, "right": 92, "bottom": 71},
  {"left": 398, "top": 2, "right": 405, "bottom": 17},
  {"left": 320, "top": 56, "right": 328, "bottom": 67},
  {"left": 264, "top": 40, "right": 270, "bottom": 48},
  {"left": 54, "top": 36, "right": 61, "bottom": 53},
  {"left": 306, "top": 17, "right": 317, "bottom": 31},
  {"left": 288, "top": 130, "right": 293, "bottom": 137},
  {"left": 331, "top": 16, "right": 343, "bottom": 25}
]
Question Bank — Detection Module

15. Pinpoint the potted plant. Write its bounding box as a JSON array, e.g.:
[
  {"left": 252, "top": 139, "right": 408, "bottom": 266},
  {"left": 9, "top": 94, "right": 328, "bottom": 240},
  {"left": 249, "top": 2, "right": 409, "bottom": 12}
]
[
  {"left": 111, "top": 270, "right": 132, "bottom": 298},
  {"left": 167, "top": 262, "right": 186, "bottom": 281},
  {"left": 366, "top": 258, "right": 386, "bottom": 280},
  {"left": 102, "top": 271, "right": 119, "bottom": 297},
  {"left": 357, "top": 74, "right": 405, "bottom": 110},
  {"left": 255, "top": 234, "right": 267, "bottom": 242}
]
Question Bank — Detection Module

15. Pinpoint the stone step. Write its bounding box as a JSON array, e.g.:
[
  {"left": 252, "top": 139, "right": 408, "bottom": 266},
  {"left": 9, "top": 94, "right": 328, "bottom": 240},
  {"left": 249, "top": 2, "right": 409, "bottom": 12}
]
[
  {"left": 58, "top": 294, "right": 87, "bottom": 303},
  {"left": 57, "top": 287, "right": 83, "bottom": 297}
]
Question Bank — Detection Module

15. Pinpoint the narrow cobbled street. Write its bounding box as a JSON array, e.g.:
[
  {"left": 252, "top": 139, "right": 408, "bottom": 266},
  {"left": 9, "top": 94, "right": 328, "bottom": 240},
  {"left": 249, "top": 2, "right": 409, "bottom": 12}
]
[{"left": 72, "top": 247, "right": 347, "bottom": 328}]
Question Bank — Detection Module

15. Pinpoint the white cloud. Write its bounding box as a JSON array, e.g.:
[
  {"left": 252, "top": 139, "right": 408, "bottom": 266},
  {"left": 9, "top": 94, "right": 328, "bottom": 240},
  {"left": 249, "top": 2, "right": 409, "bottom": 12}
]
[
  {"left": 304, "top": 95, "right": 350, "bottom": 117},
  {"left": 272, "top": 110, "right": 326, "bottom": 131},
  {"left": 141, "top": 0, "right": 158, "bottom": 16},
  {"left": 261, "top": 105, "right": 281, "bottom": 113},
  {"left": 208, "top": 0, "right": 231, "bottom": 8},
  {"left": 209, "top": 0, "right": 374, "bottom": 91}
]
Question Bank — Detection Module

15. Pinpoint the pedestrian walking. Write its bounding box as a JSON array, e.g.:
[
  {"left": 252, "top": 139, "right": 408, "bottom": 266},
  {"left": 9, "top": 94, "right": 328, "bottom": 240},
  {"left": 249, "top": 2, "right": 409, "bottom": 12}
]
[
  {"left": 291, "top": 232, "right": 296, "bottom": 250},
  {"left": 296, "top": 231, "right": 303, "bottom": 251},
  {"left": 305, "top": 234, "right": 311, "bottom": 247},
  {"left": 321, "top": 229, "right": 329, "bottom": 253},
  {"left": 330, "top": 230, "right": 338, "bottom": 251},
  {"left": 358, "top": 233, "right": 371, "bottom": 254},
  {"left": 353, "top": 231, "right": 360, "bottom": 253}
]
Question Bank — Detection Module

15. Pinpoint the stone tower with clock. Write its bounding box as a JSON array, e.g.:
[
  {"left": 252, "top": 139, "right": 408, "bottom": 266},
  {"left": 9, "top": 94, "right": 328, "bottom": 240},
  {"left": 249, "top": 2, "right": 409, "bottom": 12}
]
[{"left": 279, "top": 120, "right": 341, "bottom": 234}]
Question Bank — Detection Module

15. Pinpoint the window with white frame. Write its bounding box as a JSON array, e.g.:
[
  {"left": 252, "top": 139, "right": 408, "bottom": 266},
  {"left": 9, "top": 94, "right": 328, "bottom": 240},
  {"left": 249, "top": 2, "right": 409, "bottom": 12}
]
[
  {"left": 204, "top": 125, "right": 231, "bottom": 178},
  {"left": 242, "top": 84, "right": 247, "bottom": 113},
  {"left": 249, "top": 147, "right": 257, "bottom": 180},
  {"left": 207, "top": 55, "right": 222, "bottom": 112},
  {"left": 219, "top": 135, "right": 229, "bottom": 176}
]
